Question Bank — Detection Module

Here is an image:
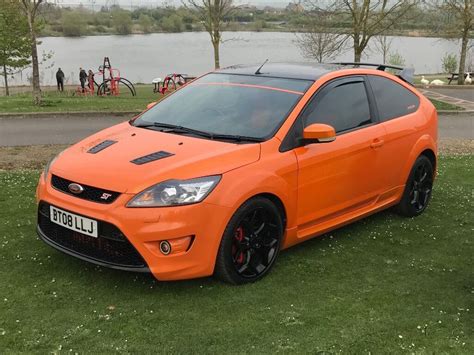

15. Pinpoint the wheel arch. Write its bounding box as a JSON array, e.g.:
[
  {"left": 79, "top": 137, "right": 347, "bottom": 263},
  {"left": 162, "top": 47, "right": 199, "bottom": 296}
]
[
  {"left": 420, "top": 148, "right": 437, "bottom": 172},
  {"left": 399, "top": 134, "right": 437, "bottom": 186},
  {"left": 252, "top": 193, "right": 287, "bottom": 230}
]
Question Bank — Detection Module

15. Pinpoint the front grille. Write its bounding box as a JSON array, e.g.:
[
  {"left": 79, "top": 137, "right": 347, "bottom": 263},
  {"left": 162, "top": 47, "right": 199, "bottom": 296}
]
[
  {"left": 37, "top": 202, "right": 147, "bottom": 269},
  {"left": 51, "top": 175, "right": 120, "bottom": 204}
]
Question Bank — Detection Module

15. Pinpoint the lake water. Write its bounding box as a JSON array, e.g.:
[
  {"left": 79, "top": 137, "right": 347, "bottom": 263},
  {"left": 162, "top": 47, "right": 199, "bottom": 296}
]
[{"left": 11, "top": 32, "right": 461, "bottom": 86}]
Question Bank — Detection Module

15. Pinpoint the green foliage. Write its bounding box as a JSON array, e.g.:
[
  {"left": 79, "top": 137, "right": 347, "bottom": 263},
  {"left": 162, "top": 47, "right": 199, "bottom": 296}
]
[
  {"left": 441, "top": 52, "right": 458, "bottom": 74},
  {"left": 252, "top": 19, "right": 267, "bottom": 32},
  {"left": 61, "top": 11, "right": 86, "bottom": 37},
  {"left": 112, "top": 10, "right": 132, "bottom": 35},
  {"left": 0, "top": 0, "right": 31, "bottom": 94},
  {"left": 388, "top": 51, "right": 406, "bottom": 67},
  {"left": 138, "top": 14, "right": 153, "bottom": 33},
  {"left": 159, "top": 14, "right": 184, "bottom": 33}
]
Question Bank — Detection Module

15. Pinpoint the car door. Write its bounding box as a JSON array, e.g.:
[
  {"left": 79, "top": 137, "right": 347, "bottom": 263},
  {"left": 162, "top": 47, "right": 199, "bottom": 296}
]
[
  {"left": 291, "top": 76, "right": 386, "bottom": 235},
  {"left": 366, "top": 75, "right": 422, "bottom": 193}
]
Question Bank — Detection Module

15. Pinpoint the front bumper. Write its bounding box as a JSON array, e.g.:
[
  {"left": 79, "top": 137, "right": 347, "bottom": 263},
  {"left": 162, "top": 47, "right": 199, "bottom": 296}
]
[{"left": 36, "top": 174, "right": 233, "bottom": 281}]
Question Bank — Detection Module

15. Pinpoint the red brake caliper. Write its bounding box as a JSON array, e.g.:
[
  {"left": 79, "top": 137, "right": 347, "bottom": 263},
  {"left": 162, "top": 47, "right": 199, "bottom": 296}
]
[{"left": 233, "top": 227, "right": 245, "bottom": 264}]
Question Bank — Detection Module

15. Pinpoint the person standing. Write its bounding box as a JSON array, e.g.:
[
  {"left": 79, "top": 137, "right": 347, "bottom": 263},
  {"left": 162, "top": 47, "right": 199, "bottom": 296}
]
[
  {"left": 79, "top": 67, "right": 87, "bottom": 93},
  {"left": 87, "top": 69, "right": 95, "bottom": 93},
  {"left": 56, "top": 68, "right": 65, "bottom": 92}
]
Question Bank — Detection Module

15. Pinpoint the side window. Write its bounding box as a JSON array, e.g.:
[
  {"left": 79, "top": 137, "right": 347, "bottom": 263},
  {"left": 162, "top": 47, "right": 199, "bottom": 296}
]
[
  {"left": 368, "top": 75, "right": 419, "bottom": 121},
  {"left": 304, "top": 80, "right": 371, "bottom": 133}
]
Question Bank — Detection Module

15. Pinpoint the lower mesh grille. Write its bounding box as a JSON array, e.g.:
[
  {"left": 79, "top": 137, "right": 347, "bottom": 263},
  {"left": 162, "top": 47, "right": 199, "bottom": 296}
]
[{"left": 37, "top": 202, "right": 147, "bottom": 269}]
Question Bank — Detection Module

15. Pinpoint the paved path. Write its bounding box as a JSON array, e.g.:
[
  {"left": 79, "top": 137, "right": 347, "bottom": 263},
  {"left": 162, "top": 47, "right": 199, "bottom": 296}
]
[
  {"left": 420, "top": 88, "right": 474, "bottom": 111},
  {"left": 0, "top": 114, "right": 472, "bottom": 147}
]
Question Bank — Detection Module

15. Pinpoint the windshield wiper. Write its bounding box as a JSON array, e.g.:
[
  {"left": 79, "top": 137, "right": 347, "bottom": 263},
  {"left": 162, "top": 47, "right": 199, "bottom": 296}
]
[
  {"left": 135, "top": 122, "right": 213, "bottom": 138},
  {"left": 206, "top": 133, "right": 264, "bottom": 142},
  {"left": 134, "top": 122, "right": 263, "bottom": 142}
]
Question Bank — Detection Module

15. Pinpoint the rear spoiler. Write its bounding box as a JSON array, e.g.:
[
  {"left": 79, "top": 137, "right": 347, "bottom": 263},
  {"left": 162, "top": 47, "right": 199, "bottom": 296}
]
[{"left": 332, "top": 62, "right": 415, "bottom": 85}]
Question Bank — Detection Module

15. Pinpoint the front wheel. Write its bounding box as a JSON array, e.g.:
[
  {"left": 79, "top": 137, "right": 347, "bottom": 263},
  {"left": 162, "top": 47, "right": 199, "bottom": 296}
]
[
  {"left": 395, "top": 155, "right": 434, "bottom": 217},
  {"left": 214, "top": 197, "right": 283, "bottom": 284}
]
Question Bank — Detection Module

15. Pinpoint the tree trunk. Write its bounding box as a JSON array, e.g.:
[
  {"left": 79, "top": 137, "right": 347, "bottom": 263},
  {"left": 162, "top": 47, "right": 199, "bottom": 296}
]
[
  {"left": 457, "top": 29, "right": 469, "bottom": 85},
  {"left": 212, "top": 39, "right": 220, "bottom": 69},
  {"left": 354, "top": 46, "right": 362, "bottom": 62},
  {"left": 27, "top": 11, "right": 41, "bottom": 105},
  {"left": 3, "top": 64, "right": 9, "bottom": 96}
]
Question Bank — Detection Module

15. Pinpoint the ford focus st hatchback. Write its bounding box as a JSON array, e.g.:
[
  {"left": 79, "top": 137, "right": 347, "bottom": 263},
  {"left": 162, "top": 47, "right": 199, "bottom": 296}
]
[{"left": 36, "top": 63, "right": 437, "bottom": 284}]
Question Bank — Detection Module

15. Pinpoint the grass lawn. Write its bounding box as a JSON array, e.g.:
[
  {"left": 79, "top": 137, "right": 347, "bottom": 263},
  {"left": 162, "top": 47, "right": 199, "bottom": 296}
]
[
  {"left": 429, "top": 98, "right": 465, "bottom": 111},
  {"left": 0, "top": 155, "right": 472, "bottom": 353},
  {"left": 0, "top": 85, "right": 159, "bottom": 114},
  {"left": 0, "top": 85, "right": 464, "bottom": 113}
]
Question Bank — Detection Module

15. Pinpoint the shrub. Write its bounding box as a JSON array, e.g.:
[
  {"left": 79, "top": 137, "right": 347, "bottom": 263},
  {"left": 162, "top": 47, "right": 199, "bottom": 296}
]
[
  {"left": 388, "top": 51, "right": 406, "bottom": 67},
  {"left": 61, "top": 12, "right": 85, "bottom": 37},
  {"left": 112, "top": 11, "right": 132, "bottom": 35},
  {"left": 441, "top": 53, "right": 458, "bottom": 74},
  {"left": 139, "top": 14, "right": 153, "bottom": 33}
]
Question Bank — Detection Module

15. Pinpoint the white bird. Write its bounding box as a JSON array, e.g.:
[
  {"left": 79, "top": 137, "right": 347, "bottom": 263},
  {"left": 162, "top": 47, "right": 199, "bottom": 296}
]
[
  {"left": 430, "top": 79, "right": 445, "bottom": 86},
  {"left": 465, "top": 73, "right": 472, "bottom": 84},
  {"left": 420, "top": 75, "right": 429, "bottom": 86}
]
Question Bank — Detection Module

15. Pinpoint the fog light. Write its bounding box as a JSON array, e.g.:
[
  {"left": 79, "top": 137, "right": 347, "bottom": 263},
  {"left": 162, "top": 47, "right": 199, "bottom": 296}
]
[{"left": 159, "top": 240, "right": 171, "bottom": 255}]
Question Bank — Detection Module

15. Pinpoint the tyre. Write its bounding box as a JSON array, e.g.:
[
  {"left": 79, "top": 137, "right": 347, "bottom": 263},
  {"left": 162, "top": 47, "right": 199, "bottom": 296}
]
[
  {"left": 395, "top": 155, "right": 434, "bottom": 217},
  {"left": 214, "top": 197, "right": 283, "bottom": 284}
]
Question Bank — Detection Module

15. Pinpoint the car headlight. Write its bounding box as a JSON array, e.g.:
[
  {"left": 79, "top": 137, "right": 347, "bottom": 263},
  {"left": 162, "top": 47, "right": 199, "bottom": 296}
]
[
  {"left": 43, "top": 152, "right": 62, "bottom": 182},
  {"left": 127, "top": 175, "right": 221, "bottom": 207}
]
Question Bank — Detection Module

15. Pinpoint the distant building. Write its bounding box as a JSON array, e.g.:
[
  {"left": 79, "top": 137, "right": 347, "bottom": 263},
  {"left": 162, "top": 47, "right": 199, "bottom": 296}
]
[{"left": 286, "top": 1, "right": 304, "bottom": 13}]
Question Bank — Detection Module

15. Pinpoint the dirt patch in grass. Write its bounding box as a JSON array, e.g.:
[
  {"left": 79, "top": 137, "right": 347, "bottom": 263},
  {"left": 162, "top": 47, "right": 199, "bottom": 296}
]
[
  {"left": 0, "top": 139, "right": 471, "bottom": 170},
  {"left": 0, "top": 145, "right": 68, "bottom": 170}
]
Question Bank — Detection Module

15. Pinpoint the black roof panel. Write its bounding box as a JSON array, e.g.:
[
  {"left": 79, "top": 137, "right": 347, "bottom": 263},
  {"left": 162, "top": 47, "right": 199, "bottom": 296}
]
[{"left": 217, "top": 62, "right": 343, "bottom": 81}]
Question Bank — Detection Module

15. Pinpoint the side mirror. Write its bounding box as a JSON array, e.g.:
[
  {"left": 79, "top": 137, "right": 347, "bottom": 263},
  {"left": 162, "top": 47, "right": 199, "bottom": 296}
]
[
  {"left": 302, "top": 123, "right": 336, "bottom": 144},
  {"left": 147, "top": 101, "right": 158, "bottom": 110}
]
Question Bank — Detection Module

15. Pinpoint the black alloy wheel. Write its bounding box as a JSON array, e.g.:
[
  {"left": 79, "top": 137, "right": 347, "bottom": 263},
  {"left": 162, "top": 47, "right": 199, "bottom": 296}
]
[
  {"left": 215, "top": 197, "right": 283, "bottom": 284},
  {"left": 396, "top": 155, "right": 434, "bottom": 217}
]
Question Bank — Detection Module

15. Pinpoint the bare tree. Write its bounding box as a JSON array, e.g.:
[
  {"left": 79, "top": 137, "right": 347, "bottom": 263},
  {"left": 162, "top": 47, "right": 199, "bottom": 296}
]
[
  {"left": 295, "top": 10, "right": 347, "bottom": 62},
  {"left": 333, "top": 0, "right": 417, "bottom": 62},
  {"left": 438, "top": 0, "right": 473, "bottom": 84},
  {"left": 371, "top": 35, "right": 393, "bottom": 63},
  {"left": 186, "top": 0, "right": 234, "bottom": 69},
  {"left": 19, "top": 0, "right": 43, "bottom": 105}
]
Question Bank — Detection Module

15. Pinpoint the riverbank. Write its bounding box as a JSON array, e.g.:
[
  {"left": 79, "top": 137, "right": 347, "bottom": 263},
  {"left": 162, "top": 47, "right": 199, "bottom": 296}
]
[{"left": 39, "top": 27, "right": 452, "bottom": 39}]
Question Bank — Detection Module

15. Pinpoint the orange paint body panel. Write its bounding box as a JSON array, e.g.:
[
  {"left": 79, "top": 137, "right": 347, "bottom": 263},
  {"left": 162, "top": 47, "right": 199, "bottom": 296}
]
[{"left": 36, "top": 65, "right": 437, "bottom": 281}]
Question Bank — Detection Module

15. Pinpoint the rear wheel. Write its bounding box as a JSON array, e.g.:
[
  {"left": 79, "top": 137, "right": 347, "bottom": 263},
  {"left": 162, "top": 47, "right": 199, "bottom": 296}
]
[
  {"left": 215, "top": 197, "right": 283, "bottom": 284},
  {"left": 395, "top": 155, "right": 434, "bottom": 217}
]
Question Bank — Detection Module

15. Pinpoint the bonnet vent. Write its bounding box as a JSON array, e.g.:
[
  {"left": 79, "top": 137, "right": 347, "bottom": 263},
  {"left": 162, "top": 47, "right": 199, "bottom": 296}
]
[
  {"left": 87, "top": 140, "right": 117, "bottom": 154},
  {"left": 130, "top": 151, "right": 174, "bottom": 165}
]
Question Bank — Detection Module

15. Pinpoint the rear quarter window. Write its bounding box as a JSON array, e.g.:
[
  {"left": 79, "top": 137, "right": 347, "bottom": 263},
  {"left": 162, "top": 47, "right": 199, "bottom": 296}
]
[{"left": 368, "top": 75, "right": 420, "bottom": 121}]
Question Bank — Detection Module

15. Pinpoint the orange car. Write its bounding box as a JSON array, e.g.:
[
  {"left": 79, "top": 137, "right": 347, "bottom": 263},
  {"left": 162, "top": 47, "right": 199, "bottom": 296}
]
[{"left": 36, "top": 63, "right": 437, "bottom": 284}]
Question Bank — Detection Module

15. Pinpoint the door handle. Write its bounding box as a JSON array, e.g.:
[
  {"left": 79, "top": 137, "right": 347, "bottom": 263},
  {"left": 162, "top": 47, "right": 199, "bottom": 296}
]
[{"left": 370, "top": 138, "right": 384, "bottom": 149}]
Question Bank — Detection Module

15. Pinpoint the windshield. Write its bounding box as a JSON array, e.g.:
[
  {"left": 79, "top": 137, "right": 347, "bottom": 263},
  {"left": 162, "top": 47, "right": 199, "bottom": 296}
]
[{"left": 133, "top": 73, "right": 312, "bottom": 140}]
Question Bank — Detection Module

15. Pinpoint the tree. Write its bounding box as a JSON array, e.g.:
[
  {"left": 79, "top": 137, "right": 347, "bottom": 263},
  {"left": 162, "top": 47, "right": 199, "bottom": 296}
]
[
  {"left": 139, "top": 13, "right": 153, "bottom": 33},
  {"left": 112, "top": 10, "right": 132, "bottom": 35},
  {"left": 62, "top": 11, "right": 86, "bottom": 37},
  {"left": 306, "top": 1, "right": 418, "bottom": 62},
  {"left": 295, "top": 10, "right": 347, "bottom": 63},
  {"left": 438, "top": 0, "right": 473, "bottom": 84},
  {"left": 0, "top": 0, "right": 31, "bottom": 96},
  {"left": 371, "top": 35, "right": 393, "bottom": 63},
  {"left": 441, "top": 52, "right": 458, "bottom": 73},
  {"left": 19, "top": 0, "right": 43, "bottom": 105},
  {"left": 186, "top": 0, "right": 235, "bottom": 69}
]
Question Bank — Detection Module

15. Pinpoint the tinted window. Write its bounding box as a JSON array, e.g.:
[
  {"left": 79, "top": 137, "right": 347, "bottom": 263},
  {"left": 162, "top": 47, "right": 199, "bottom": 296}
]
[
  {"left": 304, "top": 80, "right": 371, "bottom": 133},
  {"left": 199, "top": 73, "right": 313, "bottom": 93},
  {"left": 368, "top": 75, "right": 419, "bottom": 121},
  {"left": 134, "top": 74, "right": 306, "bottom": 139}
]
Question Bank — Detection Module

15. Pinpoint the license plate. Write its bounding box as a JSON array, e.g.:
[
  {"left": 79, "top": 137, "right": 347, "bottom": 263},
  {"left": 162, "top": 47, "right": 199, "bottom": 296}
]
[{"left": 49, "top": 206, "right": 98, "bottom": 238}]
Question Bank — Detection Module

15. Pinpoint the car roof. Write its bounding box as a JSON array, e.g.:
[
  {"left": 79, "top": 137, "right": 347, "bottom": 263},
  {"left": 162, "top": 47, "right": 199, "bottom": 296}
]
[{"left": 217, "top": 62, "right": 344, "bottom": 81}]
